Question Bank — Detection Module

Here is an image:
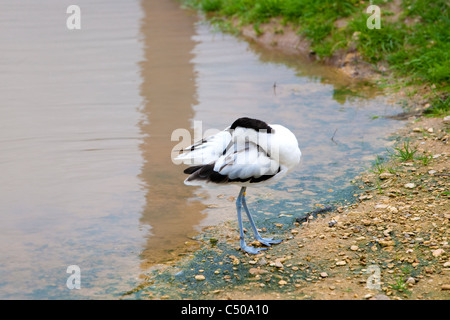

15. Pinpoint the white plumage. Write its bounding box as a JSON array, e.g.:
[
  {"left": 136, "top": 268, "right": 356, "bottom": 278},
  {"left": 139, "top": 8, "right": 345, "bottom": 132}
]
[
  {"left": 176, "top": 118, "right": 301, "bottom": 186},
  {"left": 176, "top": 117, "right": 301, "bottom": 254}
]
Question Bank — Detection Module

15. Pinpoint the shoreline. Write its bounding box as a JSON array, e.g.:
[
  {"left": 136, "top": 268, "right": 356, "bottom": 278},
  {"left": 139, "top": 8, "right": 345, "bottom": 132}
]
[
  {"left": 135, "top": 2, "right": 449, "bottom": 300},
  {"left": 237, "top": 18, "right": 377, "bottom": 82},
  {"left": 136, "top": 115, "right": 448, "bottom": 300}
]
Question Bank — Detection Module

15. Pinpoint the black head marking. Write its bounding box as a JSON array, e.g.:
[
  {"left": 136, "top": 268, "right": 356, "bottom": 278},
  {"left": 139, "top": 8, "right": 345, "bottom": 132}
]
[{"left": 230, "top": 117, "right": 273, "bottom": 133}]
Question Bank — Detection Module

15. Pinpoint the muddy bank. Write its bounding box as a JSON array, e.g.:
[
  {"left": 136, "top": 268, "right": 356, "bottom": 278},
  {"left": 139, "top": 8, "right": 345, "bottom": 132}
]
[{"left": 237, "top": 18, "right": 376, "bottom": 81}]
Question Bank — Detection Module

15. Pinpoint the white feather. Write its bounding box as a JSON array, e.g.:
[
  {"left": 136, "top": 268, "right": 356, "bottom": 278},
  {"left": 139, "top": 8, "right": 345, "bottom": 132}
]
[
  {"left": 175, "top": 130, "right": 231, "bottom": 165},
  {"left": 177, "top": 121, "right": 301, "bottom": 186},
  {"left": 214, "top": 141, "right": 279, "bottom": 179}
]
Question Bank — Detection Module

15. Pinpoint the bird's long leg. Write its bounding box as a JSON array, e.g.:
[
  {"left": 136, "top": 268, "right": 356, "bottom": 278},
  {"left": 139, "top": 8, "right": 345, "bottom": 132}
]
[
  {"left": 241, "top": 187, "right": 282, "bottom": 247},
  {"left": 236, "top": 187, "right": 267, "bottom": 254}
]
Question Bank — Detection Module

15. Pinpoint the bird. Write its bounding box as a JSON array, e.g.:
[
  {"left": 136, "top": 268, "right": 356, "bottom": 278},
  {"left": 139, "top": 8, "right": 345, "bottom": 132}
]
[{"left": 176, "top": 117, "right": 301, "bottom": 254}]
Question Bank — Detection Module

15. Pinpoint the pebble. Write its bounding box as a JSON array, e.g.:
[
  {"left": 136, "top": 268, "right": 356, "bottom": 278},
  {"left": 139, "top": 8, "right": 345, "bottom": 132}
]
[
  {"left": 441, "top": 284, "right": 450, "bottom": 290},
  {"left": 406, "top": 277, "right": 416, "bottom": 285},
  {"left": 379, "top": 172, "right": 394, "bottom": 180},
  {"left": 388, "top": 206, "right": 399, "bottom": 214},
  {"left": 378, "top": 240, "right": 395, "bottom": 247},
  {"left": 404, "top": 183, "right": 415, "bottom": 189},
  {"left": 432, "top": 249, "right": 445, "bottom": 257},
  {"left": 320, "top": 272, "right": 328, "bottom": 278},
  {"left": 194, "top": 275, "right": 205, "bottom": 281},
  {"left": 443, "top": 115, "right": 450, "bottom": 124},
  {"left": 278, "top": 280, "right": 287, "bottom": 286},
  {"left": 273, "top": 261, "right": 284, "bottom": 268},
  {"left": 359, "top": 194, "right": 373, "bottom": 201},
  {"left": 369, "top": 294, "right": 390, "bottom": 300},
  {"left": 229, "top": 255, "right": 240, "bottom": 265},
  {"left": 249, "top": 268, "right": 267, "bottom": 276},
  {"left": 350, "top": 245, "right": 359, "bottom": 251},
  {"left": 257, "top": 258, "right": 268, "bottom": 266},
  {"left": 336, "top": 261, "right": 347, "bottom": 266}
]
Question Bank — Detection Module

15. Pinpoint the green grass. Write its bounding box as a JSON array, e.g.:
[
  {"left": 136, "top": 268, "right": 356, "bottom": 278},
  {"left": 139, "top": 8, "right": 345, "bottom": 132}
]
[
  {"left": 391, "top": 140, "right": 417, "bottom": 162},
  {"left": 369, "top": 154, "right": 397, "bottom": 177},
  {"left": 415, "top": 152, "right": 432, "bottom": 166},
  {"left": 183, "top": 0, "right": 450, "bottom": 103},
  {"left": 369, "top": 155, "right": 388, "bottom": 174},
  {"left": 389, "top": 275, "right": 408, "bottom": 291},
  {"left": 423, "top": 93, "right": 450, "bottom": 117}
]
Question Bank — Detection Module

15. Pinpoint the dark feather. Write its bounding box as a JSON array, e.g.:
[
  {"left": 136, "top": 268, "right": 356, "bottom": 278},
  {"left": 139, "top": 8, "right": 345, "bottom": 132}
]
[
  {"left": 185, "top": 163, "right": 280, "bottom": 184},
  {"left": 230, "top": 117, "right": 273, "bottom": 133},
  {"left": 183, "top": 165, "right": 203, "bottom": 174}
]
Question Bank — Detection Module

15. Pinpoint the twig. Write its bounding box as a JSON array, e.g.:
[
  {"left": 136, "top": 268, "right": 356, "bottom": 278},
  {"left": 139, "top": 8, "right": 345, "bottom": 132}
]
[
  {"left": 331, "top": 129, "right": 338, "bottom": 145},
  {"left": 434, "top": 173, "right": 450, "bottom": 177}
]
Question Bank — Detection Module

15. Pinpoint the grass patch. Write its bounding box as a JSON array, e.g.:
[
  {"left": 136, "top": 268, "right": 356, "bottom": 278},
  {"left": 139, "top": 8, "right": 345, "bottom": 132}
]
[
  {"left": 391, "top": 140, "right": 417, "bottom": 162},
  {"left": 415, "top": 152, "right": 433, "bottom": 166},
  {"left": 388, "top": 275, "right": 409, "bottom": 292},
  {"left": 369, "top": 155, "right": 389, "bottom": 174},
  {"left": 423, "top": 93, "right": 450, "bottom": 117}
]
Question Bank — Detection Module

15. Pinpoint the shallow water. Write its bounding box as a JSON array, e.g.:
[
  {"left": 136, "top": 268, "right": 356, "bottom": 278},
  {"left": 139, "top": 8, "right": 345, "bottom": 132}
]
[{"left": 0, "top": 0, "right": 405, "bottom": 299}]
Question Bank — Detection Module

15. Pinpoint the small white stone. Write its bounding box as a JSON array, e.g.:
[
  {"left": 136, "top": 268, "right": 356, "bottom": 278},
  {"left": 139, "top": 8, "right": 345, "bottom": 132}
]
[
  {"left": 388, "top": 206, "right": 399, "bottom": 214},
  {"left": 406, "top": 277, "right": 416, "bottom": 285},
  {"left": 432, "top": 249, "right": 445, "bottom": 257},
  {"left": 443, "top": 115, "right": 450, "bottom": 124},
  {"left": 379, "top": 172, "right": 394, "bottom": 180},
  {"left": 404, "top": 183, "right": 415, "bottom": 189}
]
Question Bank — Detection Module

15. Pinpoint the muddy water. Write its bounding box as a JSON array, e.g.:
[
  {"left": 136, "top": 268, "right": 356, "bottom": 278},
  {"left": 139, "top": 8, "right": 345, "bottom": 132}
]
[{"left": 0, "top": 0, "right": 405, "bottom": 299}]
